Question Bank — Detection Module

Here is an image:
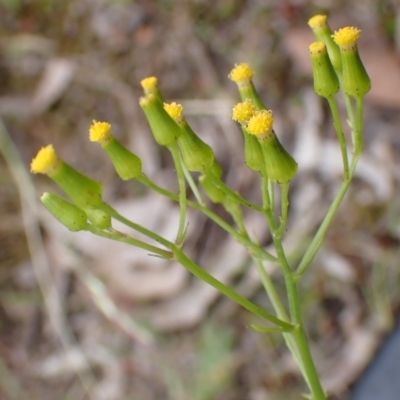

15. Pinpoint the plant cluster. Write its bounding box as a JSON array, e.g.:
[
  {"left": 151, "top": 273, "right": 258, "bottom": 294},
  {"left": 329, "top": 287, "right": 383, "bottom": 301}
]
[{"left": 31, "top": 15, "right": 370, "bottom": 400}]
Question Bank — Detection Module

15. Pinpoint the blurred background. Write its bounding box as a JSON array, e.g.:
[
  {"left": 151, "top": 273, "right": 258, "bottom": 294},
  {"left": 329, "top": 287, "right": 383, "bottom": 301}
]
[{"left": 1, "top": 0, "right": 400, "bottom": 399}]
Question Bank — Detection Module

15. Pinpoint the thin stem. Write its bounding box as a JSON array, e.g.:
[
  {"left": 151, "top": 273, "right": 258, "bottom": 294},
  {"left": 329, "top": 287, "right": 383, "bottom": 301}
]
[
  {"left": 268, "top": 178, "right": 274, "bottom": 210},
  {"left": 261, "top": 176, "right": 326, "bottom": 400},
  {"left": 327, "top": 95, "right": 349, "bottom": 181},
  {"left": 338, "top": 74, "right": 356, "bottom": 143},
  {"left": 86, "top": 226, "right": 173, "bottom": 259},
  {"left": 207, "top": 173, "right": 264, "bottom": 212},
  {"left": 295, "top": 96, "right": 364, "bottom": 280},
  {"left": 228, "top": 201, "right": 289, "bottom": 322},
  {"left": 172, "top": 246, "right": 294, "bottom": 330},
  {"left": 99, "top": 203, "right": 172, "bottom": 249},
  {"left": 100, "top": 203, "right": 292, "bottom": 328},
  {"left": 181, "top": 163, "right": 205, "bottom": 205},
  {"left": 168, "top": 142, "right": 187, "bottom": 246},
  {"left": 355, "top": 96, "right": 364, "bottom": 154},
  {"left": 295, "top": 175, "right": 351, "bottom": 279},
  {"left": 137, "top": 174, "right": 277, "bottom": 262},
  {"left": 275, "top": 182, "right": 289, "bottom": 239}
]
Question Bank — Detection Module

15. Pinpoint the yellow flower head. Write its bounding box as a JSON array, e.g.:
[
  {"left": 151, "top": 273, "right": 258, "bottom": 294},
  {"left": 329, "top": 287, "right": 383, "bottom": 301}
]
[
  {"left": 246, "top": 110, "right": 274, "bottom": 136},
  {"left": 308, "top": 15, "right": 328, "bottom": 30},
  {"left": 89, "top": 120, "right": 112, "bottom": 143},
  {"left": 309, "top": 41, "right": 326, "bottom": 56},
  {"left": 31, "top": 144, "right": 61, "bottom": 175},
  {"left": 164, "top": 102, "right": 184, "bottom": 123},
  {"left": 232, "top": 99, "right": 257, "bottom": 124},
  {"left": 332, "top": 27, "right": 361, "bottom": 49},
  {"left": 140, "top": 76, "right": 158, "bottom": 91},
  {"left": 228, "top": 63, "right": 254, "bottom": 83}
]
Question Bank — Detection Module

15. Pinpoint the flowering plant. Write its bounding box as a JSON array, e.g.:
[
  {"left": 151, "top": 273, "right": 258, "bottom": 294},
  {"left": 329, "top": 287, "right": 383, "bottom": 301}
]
[{"left": 31, "top": 15, "right": 370, "bottom": 400}]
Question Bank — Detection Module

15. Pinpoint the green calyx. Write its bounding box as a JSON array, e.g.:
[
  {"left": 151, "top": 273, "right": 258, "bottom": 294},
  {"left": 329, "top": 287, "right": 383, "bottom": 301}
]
[
  {"left": 309, "top": 42, "right": 339, "bottom": 98},
  {"left": 340, "top": 46, "right": 371, "bottom": 98},
  {"left": 41, "top": 192, "right": 88, "bottom": 232},
  {"left": 311, "top": 25, "right": 342, "bottom": 72},
  {"left": 101, "top": 136, "right": 142, "bottom": 181},
  {"left": 139, "top": 94, "right": 182, "bottom": 146},
  {"left": 177, "top": 120, "right": 215, "bottom": 173},
  {"left": 258, "top": 133, "right": 298, "bottom": 183},
  {"left": 49, "top": 161, "right": 103, "bottom": 210},
  {"left": 242, "top": 126, "right": 265, "bottom": 174}
]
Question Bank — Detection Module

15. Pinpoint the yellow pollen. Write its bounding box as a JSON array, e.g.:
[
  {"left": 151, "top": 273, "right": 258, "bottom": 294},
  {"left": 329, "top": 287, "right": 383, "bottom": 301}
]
[
  {"left": 164, "top": 102, "right": 184, "bottom": 122},
  {"left": 228, "top": 63, "right": 254, "bottom": 83},
  {"left": 30, "top": 144, "right": 60, "bottom": 175},
  {"left": 140, "top": 76, "right": 158, "bottom": 91},
  {"left": 246, "top": 110, "right": 274, "bottom": 136},
  {"left": 309, "top": 41, "right": 326, "bottom": 55},
  {"left": 308, "top": 14, "right": 328, "bottom": 29},
  {"left": 89, "top": 120, "right": 112, "bottom": 143},
  {"left": 232, "top": 100, "right": 257, "bottom": 124},
  {"left": 332, "top": 27, "right": 361, "bottom": 48}
]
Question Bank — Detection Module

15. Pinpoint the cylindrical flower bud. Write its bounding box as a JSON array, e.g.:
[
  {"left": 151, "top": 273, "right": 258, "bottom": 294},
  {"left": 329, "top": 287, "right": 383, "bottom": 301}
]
[
  {"left": 228, "top": 63, "right": 265, "bottom": 110},
  {"left": 309, "top": 42, "right": 339, "bottom": 98},
  {"left": 140, "top": 76, "right": 164, "bottom": 103},
  {"left": 232, "top": 100, "right": 265, "bottom": 173},
  {"left": 139, "top": 94, "right": 181, "bottom": 146},
  {"left": 246, "top": 111, "right": 297, "bottom": 183},
  {"left": 332, "top": 27, "right": 371, "bottom": 98},
  {"left": 308, "top": 14, "right": 342, "bottom": 72},
  {"left": 31, "top": 145, "right": 103, "bottom": 209},
  {"left": 164, "top": 102, "right": 214, "bottom": 173},
  {"left": 41, "top": 192, "right": 88, "bottom": 232},
  {"left": 89, "top": 121, "right": 142, "bottom": 180}
]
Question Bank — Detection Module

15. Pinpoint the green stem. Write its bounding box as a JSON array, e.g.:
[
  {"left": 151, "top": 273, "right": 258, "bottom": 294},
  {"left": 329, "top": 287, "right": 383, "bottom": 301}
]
[
  {"left": 355, "top": 96, "right": 364, "bottom": 154},
  {"left": 86, "top": 226, "right": 173, "bottom": 259},
  {"left": 99, "top": 203, "right": 173, "bottom": 249},
  {"left": 261, "top": 177, "right": 325, "bottom": 400},
  {"left": 227, "top": 200, "right": 289, "bottom": 322},
  {"left": 268, "top": 178, "right": 274, "bottom": 210},
  {"left": 295, "top": 96, "right": 364, "bottom": 280},
  {"left": 207, "top": 173, "right": 264, "bottom": 212},
  {"left": 137, "top": 174, "right": 277, "bottom": 262},
  {"left": 327, "top": 95, "right": 349, "bottom": 181},
  {"left": 168, "top": 142, "right": 187, "bottom": 246},
  {"left": 100, "top": 203, "right": 292, "bottom": 330},
  {"left": 275, "top": 182, "right": 289, "bottom": 239},
  {"left": 182, "top": 162, "right": 205, "bottom": 205},
  {"left": 338, "top": 74, "right": 356, "bottom": 142},
  {"left": 172, "top": 246, "right": 293, "bottom": 330}
]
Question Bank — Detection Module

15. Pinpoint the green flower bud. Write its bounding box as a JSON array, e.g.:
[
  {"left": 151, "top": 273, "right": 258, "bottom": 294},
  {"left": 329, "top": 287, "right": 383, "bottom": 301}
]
[
  {"left": 308, "top": 15, "right": 342, "bottom": 72},
  {"left": 309, "top": 42, "right": 339, "bottom": 98},
  {"left": 332, "top": 27, "right": 371, "bottom": 98},
  {"left": 231, "top": 100, "right": 265, "bottom": 174},
  {"left": 246, "top": 111, "right": 297, "bottom": 183},
  {"left": 86, "top": 207, "right": 112, "bottom": 230},
  {"left": 164, "top": 102, "right": 214, "bottom": 173},
  {"left": 243, "top": 128, "right": 265, "bottom": 174},
  {"left": 139, "top": 94, "right": 181, "bottom": 146},
  {"left": 89, "top": 121, "right": 142, "bottom": 180},
  {"left": 31, "top": 145, "right": 103, "bottom": 209},
  {"left": 228, "top": 63, "right": 265, "bottom": 110},
  {"left": 41, "top": 192, "right": 88, "bottom": 232}
]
